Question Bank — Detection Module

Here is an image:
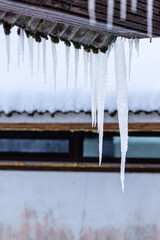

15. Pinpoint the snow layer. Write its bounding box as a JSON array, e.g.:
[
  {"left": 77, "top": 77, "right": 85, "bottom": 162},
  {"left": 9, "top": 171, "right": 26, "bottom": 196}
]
[{"left": 0, "top": 27, "right": 160, "bottom": 115}]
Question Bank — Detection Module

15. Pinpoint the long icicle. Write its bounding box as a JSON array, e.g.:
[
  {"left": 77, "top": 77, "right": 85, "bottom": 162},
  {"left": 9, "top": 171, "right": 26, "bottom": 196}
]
[
  {"left": 131, "top": 0, "right": 137, "bottom": 12},
  {"left": 75, "top": 48, "right": 79, "bottom": 88},
  {"left": 120, "top": 0, "right": 127, "bottom": 19},
  {"left": 128, "top": 39, "right": 133, "bottom": 81},
  {"left": 18, "top": 30, "right": 21, "bottom": 68},
  {"left": 114, "top": 37, "right": 128, "bottom": 192},
  {"left": 83, "top": 49, "right": 88, "bottom": 87},
  {"left": 52, "top": 43, "right": 57, "bottom": 91},
  {"left": 97, "top": 52, "right": 108, "bottom": 166},
  {"left": 107, "top": 0, "right": 114, "bottom": 29},
  {"left": 42, "top": 38, "right": 46, "bottom": 82},
  {"left": 28, "top": 37, "right": 34, "bottom": 75},
  {"left": 21, "top": 29, "right": 25, "bottom": 62},
  {"left": 37, "top": 42, "right": 40, "bottom": 72},
  {"left": 66, "top": 45, "right": 70, "bottom": 88},
  {"left": 91, "top": 52, "right": 97, "bottom": 127},
  {"left": 88, "top": 0, "right": 96, "bottom": 24},
  {"left": 5, "top": 34, "right": 10, "bottom": 72},
  {"left": 147, "top": 0, "right": 153, "bottom": 38}
]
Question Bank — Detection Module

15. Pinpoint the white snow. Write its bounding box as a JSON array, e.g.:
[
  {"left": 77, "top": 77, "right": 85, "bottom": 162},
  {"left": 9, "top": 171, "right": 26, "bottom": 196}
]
[
  {"left": 147, "top": 0, "right": 153, "bottom": 37},
  {"left": 88, "top": 0, "right": 96, "bottom": 25},
  {"left": 114, "top": 38, "right": 128, "bottom": 192}
]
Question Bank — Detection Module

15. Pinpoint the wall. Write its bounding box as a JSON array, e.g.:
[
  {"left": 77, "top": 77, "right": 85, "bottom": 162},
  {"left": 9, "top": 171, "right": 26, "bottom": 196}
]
[{"left": 0, "top": 171, "right": 160, "bottom": 239}]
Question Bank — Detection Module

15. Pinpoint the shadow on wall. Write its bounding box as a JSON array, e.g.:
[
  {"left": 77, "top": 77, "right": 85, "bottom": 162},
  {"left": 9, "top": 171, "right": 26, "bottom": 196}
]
[{"left": 0, "top": 208, "right": 159, "bottom": 240}]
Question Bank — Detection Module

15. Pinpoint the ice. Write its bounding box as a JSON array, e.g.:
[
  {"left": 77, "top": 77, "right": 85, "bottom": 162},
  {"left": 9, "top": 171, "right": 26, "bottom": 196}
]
[
  {"left": 114, "top": 37, "right": 128, "bottom": 192},
  {"left": 107, "top": 0, "right": 114, "bottom": 29},
  {"left": 75, "top": 48, "right": 79, "bottom": 88},
  {"left": 91, "top": 52, "right": 98, "bottom": 127},
  {"left": 97, "top": 52, "right": 108, "bottom": 166},
  {"left": 88, "top": 0, "right": 96, "bottom": 25},
  {"left": 147, "top": 0, "right": 153, "bottom": 37},
  {"left": 5, "top": 34, "right": 10, "bottom": 72},
  {"left": 120, "top": 0, "right": 127, "bottom": 19},
  {"left": 128, "top": 39, "right": 133, "bottom": 81},
  {"left": 52, "top": 43, "right": 57, "bottom": 91},
  {"left": 21, "top": 29, "right": 24, "bottom": 62},
  {"left": 28, "top": 37, "right": 34, "bottom": 75},
  {"left": 131, "top": 0, "right": 137, "bottom": 12},
  {"left": 66, "top": 45, "right": 70, "bottom": 88},
  {"left": 134, "top": 38, "right": 140, "bottom": 57},
  {"left": 18, "top": 32, "right": 21, "bottom": 68},
  {"left": 42, "top": 38, "right": 46, "bottom": 82},
  {"left": 83, "top": 50, "right": 88, "bottom": 87},
  {"left": 37, "top": 43, "right": 40, "bottom": 72}
]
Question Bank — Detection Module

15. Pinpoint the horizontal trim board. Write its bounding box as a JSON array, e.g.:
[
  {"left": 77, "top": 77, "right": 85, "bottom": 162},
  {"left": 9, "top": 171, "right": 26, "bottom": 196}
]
[
  {"left": 0, "top": 123, "right": 159, "bottom": 131},
  {"left": 0, "top": 162, "right": 159, "bottom": 172}
]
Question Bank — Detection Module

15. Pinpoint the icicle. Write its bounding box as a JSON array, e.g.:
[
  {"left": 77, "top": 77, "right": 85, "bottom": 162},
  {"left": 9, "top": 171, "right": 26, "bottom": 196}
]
[
  {"left": 128, "top": 39, "right": 133, "bottom": 81},
  {"left": 42, "top": 38, "right": 46, "bottom": 82},
  {"left": 97, "top": 53, "right": 108, "bottom": 166},
  {"left": 88, "top": 0, "right": 96, "bottom": 25},
  {"left": 147, "top": 0, "right": 153, "bottom": 37},
  {"left": 131, "top": 0, "right": 137, "bottom": 12},
  {"left": 5, "top": 34, "right": 10, "bottom": 72},
  {"left": 21, "top": 29, "right": 25, "bottom": 62},
  {"left": 65, "top": 45, "right": 70, "bottom": 88},
  {"left": 52, "top": 43, "right": 57, "bottom": 91},
  {"left": 90, "top": 52, "right": 98, "bottom": 127},
  {"left": 107, "top": 0, "right": 114, "bottom": 29},
  {"left": 83, "top": 50, "right": 88, "bottom": 87},
  {"left": 134, "top": 38, "right": 140, "bottom": 57},
  {"left": 18, "top": 30, "right": 21, "bottom": 68},
  {"left": 28, "top": 37, "right": 34, "bottom": 75},
  {"left": 75, "top": 48, "right": 79, "bottom": 88},
  {"left": 37, "top": 43, "right": 40, "bottom": 72},
  {"left": 120, "top": 0, "right": 127, "bottom": 19},
  {"left": 114, "top": 38, "right": 128, "bottom": 192}
]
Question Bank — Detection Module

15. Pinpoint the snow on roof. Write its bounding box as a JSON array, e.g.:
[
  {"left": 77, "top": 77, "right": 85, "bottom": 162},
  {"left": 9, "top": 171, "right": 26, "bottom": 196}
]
[{"left": 0, "top": 26, "right": 160, "bottom": 115}]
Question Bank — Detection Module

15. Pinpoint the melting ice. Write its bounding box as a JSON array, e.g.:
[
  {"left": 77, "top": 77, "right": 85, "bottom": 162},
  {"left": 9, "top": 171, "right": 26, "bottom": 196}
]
[{"left": 114, "top": 37, "right": 128, "bottom": 192}]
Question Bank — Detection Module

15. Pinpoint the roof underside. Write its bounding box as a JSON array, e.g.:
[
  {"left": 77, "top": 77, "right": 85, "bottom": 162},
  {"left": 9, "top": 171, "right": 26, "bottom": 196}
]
[{"left": 0, "top": 0, "right": 160, "bottom": 51}]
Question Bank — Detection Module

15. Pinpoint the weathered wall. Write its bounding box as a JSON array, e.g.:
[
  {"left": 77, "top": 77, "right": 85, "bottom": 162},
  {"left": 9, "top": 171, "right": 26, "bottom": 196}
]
[{"left": 0, "top": 171, "right": 160, "bottom": 239}]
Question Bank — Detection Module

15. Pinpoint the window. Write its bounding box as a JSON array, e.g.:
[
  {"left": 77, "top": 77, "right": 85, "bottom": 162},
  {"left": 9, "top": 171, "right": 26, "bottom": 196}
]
[{"left": 0, "top": 130, "right": 160, "bottom": 171}]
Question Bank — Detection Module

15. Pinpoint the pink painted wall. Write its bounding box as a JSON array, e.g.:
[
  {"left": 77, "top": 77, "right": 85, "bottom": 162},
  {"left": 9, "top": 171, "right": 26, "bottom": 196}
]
[{"left": 0, "top": 171, "right": 160, "bottom": 240}]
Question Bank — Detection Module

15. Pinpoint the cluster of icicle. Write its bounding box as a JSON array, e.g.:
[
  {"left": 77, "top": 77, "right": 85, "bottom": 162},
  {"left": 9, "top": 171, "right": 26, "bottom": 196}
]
[
  {"left": 5, "top": 27, "right": 140, "bottom": 191},
  {"left": 88, "top": 0, "right": 152, "bottom": 191},
  {"left": 88, "top": 0, "right": 153, "bottom": 38}
]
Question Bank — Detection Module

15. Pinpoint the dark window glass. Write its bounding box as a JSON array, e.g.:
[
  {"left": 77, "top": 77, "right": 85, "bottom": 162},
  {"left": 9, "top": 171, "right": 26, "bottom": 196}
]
[
  {"left": 0, "top": 139, "right": 69, "bottom": 153},
  {"left": 83, "top": 136, "right": 160, "bottom": 159}
]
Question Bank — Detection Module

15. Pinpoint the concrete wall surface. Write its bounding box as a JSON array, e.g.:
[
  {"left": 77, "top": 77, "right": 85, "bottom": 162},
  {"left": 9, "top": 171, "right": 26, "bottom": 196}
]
[{"left": 0, "top": 171, "right": 159, "bottom": 240}]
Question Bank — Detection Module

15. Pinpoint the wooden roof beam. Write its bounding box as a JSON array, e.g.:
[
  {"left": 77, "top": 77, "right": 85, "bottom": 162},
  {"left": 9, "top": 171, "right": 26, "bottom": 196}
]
[{"left": 0, "top": 0, "right": 154, "bottom": 38}]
